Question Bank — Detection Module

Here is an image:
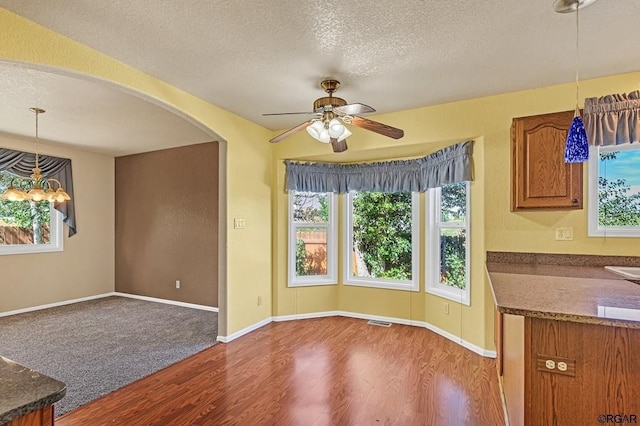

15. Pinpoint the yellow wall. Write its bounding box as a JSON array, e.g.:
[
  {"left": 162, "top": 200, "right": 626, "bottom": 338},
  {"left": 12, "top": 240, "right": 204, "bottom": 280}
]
[
  {"left": 272, "top": 72, "right": 640, "bottom": 352},
  {"left": 0, "top": 9, "right": 273, "bottom": 336},
  {"left": 3, "top": 7, "right": 639, "bottom": 350},
  {"left": 0, "top": 133, "right": 114, "bottom": 312}
]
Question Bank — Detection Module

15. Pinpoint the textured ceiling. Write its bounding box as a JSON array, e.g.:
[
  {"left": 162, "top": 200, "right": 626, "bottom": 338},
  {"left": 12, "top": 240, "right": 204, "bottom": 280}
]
[
  {"left": 0, "top": 63, "right": 214, "bottom": 156},
  {"left": 1, "top": 0, "right": 640, "bottom": 155}
]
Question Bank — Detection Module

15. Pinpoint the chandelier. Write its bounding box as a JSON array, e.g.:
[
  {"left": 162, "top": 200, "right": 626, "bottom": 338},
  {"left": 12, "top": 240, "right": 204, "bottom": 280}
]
[{"left": 1, "top": 108, "right": 71, "bottom": 203}]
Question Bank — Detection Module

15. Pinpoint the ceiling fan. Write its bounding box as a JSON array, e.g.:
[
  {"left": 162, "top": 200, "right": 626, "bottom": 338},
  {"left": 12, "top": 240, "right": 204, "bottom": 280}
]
[{"left": 264, "top": 79, "right": 404, "bottom": 153}]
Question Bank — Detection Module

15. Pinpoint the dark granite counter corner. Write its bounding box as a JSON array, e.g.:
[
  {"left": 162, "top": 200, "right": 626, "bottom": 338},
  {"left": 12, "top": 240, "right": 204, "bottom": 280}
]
[
  {"left": 486, "top": 251, "right": 640, "bottom": 329},
  {"left": 0, "top": 356, "right": 66, "bottom": 425}
]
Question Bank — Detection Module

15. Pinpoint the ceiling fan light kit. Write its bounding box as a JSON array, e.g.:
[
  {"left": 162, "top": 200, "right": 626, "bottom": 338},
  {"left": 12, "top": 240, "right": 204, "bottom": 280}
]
[{"left": 265, "top": 79, "right": 404, "bottom": 153}]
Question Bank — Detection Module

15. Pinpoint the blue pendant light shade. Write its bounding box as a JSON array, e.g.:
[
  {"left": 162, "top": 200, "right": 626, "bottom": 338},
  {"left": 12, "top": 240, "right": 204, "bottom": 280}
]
[
  {"left": 556, "top": 0, "right": 597, "bottom": 163},
  {"left": 564, "top": 114, "right": 589, "bottom": 162}
]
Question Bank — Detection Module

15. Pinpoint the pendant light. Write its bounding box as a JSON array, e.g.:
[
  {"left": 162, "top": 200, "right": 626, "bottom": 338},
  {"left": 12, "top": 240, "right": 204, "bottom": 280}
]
[
  {"left": 555, "top": 0, "right": 598, "bottom": 163},
  {"left": 1, "top": 108, "right": 71, "bottom": 203}
]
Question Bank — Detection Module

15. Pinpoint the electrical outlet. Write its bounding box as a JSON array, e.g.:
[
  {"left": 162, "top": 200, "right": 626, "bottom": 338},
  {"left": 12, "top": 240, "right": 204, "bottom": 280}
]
[
  {"left": 234, "top": 218, "right": 246, "bottom": 229},
  {"left": 176, "top": 280, "right": 181, "bottom": 289},
  {"left": 443, "top": 303, "right": 449, "bottom": 314},
  {"left": 555, "top": 227, "right": 573, "bottom": 241},
  {"left": 537, "top": 355, "right": 575, "bottom": 376},
  {"left": 257, "top": 296, "right": 262, "bottom": 306}
]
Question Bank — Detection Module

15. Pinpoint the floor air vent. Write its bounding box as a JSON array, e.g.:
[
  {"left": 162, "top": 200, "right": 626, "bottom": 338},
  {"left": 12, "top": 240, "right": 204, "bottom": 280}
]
[{"left": 367, "top": 320, "right": 392, "bottom": 327}]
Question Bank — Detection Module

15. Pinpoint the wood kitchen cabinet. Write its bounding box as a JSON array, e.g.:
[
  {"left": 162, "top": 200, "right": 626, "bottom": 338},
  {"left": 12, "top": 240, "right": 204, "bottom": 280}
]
[
  {"left": 497, "top": 313, "right": 640, "bottom": 426},
  {"left": 0, "top": 356, "right": 64, "bottom": 426},
  {"left": 511, "top": 111, "right": 583, "bottom": 210},
  {"left": 7, "top": 406, "right": 53, "bottom": 426}
]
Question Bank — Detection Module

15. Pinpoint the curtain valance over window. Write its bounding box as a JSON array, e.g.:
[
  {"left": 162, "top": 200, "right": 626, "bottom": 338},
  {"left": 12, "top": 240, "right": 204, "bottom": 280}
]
[
  {"left": 0, "top": 147, "right": 77, "bottom": 237},
  {"left": 584, "top": 90, "right": 640, "bottom": 146},
  {"left": 285, "top": 140, "right": 473, "bottom": 193}
]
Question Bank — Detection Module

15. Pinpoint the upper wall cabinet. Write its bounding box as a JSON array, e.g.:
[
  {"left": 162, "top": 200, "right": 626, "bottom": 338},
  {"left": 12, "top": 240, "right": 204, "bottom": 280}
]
[{"left": 511, "top": 111, "right": 583, "bottom": 211}]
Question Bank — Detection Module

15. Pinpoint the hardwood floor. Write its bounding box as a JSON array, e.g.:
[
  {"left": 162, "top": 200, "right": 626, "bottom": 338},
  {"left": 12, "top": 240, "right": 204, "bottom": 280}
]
[{"left": 56, "top": 317, "right": 504, "bottom": 426}]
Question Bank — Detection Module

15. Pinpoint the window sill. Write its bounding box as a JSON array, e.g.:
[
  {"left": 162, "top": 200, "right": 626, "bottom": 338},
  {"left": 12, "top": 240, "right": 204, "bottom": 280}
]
[
  {"left": 588, "top": 228, "right": 640, "bottom": 238},
  {"left": 0, "top": 244, "right": 63, "bottom": 256},
  {"left": 344, "top": 278, "right": 419, "bottom": 292},
  {"left": 426, "top": 286, "right": 470, "bottom": 306},
  {"left": 288, "top": 280, "right": 337, "bottom": 288}
]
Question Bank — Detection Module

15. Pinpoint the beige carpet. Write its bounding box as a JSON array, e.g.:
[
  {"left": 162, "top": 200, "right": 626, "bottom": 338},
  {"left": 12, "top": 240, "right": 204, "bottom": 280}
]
[{"left": 0, "top": 296, "right": 217, "bottom": 416}]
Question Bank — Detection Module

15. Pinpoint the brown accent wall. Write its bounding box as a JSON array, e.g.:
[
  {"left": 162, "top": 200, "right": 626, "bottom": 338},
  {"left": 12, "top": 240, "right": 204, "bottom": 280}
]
[{"left": 115, "top": 142, "right": 218, "bottom": 307}]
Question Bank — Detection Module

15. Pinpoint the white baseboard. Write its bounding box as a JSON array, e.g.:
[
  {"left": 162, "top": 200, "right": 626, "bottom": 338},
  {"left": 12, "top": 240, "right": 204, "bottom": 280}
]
[
  {"left": 335, "top": 310, "right": 495, "bottom": 357},
  {"left": 336, "top": 310, "right": 415, "bottom": 326},
  {"left": 243, "top": 310, "right": 496, "bottom": 358},
  {"left": 217, "top": 317, "right": 272, "bottom": 343},
  {"left": 0, "top": 292, "right": 116, "bottom": 318},
  {"left": 272, "top": 311, "right": 340, "bottom": 322},
  {"left": 1, "top": 292, "right": 219, "bottom": 318},
  {"left": 414, "top": 319, "right": 497, "bottom": 358},
  {"left": 3, "top": 294, "right": 495, "bottom": 358},
  {"left": 113, "top": 292, "right": 219, "bottom": 312}
]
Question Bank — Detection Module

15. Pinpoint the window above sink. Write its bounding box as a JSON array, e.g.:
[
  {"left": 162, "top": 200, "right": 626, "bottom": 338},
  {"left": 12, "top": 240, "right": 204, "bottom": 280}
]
[{"left": 588, "top": 143, "right": 640, "bottom": 237}]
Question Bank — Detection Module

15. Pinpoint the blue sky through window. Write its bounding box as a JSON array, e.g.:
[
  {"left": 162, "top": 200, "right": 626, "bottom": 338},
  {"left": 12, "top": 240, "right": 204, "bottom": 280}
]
[{"left": 599, "top": 148, "right": 640, "bottom": 187}]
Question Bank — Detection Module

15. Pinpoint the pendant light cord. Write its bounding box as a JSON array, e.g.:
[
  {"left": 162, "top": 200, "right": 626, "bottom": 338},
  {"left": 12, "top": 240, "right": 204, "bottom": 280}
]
[{"left": 574, "top": 1, "right": 580, "bottom": 116}]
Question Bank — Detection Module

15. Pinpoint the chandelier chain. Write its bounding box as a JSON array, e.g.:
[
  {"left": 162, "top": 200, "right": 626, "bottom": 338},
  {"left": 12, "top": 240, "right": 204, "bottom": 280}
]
[{"left": 35, "top": 109, "right": 40, "bottom": 170}]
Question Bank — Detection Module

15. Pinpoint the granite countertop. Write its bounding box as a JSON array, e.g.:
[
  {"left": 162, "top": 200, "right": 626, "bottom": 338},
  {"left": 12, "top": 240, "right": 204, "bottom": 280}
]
[
  {"left": 486, "top": 252, "right": 640, "bottom": 329},
  {"left": 0, "top": 356, "right": 66, "bottom": 425}
]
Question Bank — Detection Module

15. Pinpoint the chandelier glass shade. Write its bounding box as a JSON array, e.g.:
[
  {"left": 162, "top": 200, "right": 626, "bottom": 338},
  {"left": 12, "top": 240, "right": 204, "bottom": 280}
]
[{"left": 1, "top": 108, "right": 71, "bottom": 203}]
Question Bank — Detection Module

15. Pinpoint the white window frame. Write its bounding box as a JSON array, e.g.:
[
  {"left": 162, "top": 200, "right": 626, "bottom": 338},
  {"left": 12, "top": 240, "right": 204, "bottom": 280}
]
[
  {"left": 426, "top": 182, "right": 471, "bottom": 305},
  {"left": 288, "top": 191, "right": 337, "bottom": 287},
  {"left": 0, "top": 205, "right": 63, "bottom": 255},
  {"left": 588, "top": 143, "right": 640, "bottom": 237},
  {"left": 343, "top": 191, "right": 420, "bottom": 292}
]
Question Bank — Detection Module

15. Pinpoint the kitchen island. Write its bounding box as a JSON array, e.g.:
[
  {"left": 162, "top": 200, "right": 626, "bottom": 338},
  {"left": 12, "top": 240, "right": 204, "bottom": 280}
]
[
  {"left": 0, "top": 356, "right": 66, "bottom": 426},
  {"left": 487, "top": 252, "right": 640, "bottom": 426}
]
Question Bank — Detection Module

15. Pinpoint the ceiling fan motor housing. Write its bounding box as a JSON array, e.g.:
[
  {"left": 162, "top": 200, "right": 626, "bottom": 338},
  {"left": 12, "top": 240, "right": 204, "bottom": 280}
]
[{"left": 313, "top": 96, "right": 347, "bottom": 113}]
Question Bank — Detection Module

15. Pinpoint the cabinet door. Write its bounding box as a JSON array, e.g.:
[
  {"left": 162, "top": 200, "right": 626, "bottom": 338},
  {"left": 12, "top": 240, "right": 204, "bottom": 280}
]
[{"left": 511, "top": 111, "right": 583, "bottom": 210}]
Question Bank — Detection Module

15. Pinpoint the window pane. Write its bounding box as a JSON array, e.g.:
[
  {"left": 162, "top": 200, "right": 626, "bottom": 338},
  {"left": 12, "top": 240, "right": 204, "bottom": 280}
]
[
  {"left": 351, "top": 191, "right": 413, "bottom": 280},
  {"left": 293, "top": 191, "right": 329, "bottom": 223},
  {"left": 440, "top": 228, "right": 466, "bottom": 289},
  {"left": 0, "top": 172, "right": 52, "bottom": 246},
  {"left": 440, "top": 182, "right": 467, "bottom": 222},
  {"left": 295, "top": 227, "right": 328, "bottom": 276},
  {"left": 598, "top": 149, "right": 640, "bottom": 227}
]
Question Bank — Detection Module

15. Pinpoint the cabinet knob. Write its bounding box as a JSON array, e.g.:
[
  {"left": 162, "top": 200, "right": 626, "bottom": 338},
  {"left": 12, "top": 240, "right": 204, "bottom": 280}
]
[{"left": 572, "top": 198, "right": 579, "bottom": 204}]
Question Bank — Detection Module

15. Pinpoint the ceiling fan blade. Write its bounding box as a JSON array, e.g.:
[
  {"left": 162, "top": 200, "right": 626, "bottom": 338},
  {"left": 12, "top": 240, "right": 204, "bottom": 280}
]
[
  {"left": 269, "top": 121, "right": 313, "bottom": 143},
  {"left": 262, "top": 111, "right": 318, "bottom": 116},
  {"left": 348, "top": 116, "right": 404, "bottom": 139},
  {"left": 330, "top": 138, "right": 348, "bottom": 153},
  {"left": 334, "top": 103, "right": 376, "bottom": 116}
]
